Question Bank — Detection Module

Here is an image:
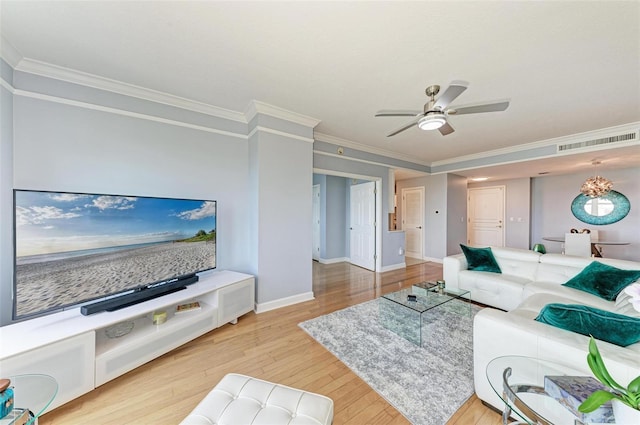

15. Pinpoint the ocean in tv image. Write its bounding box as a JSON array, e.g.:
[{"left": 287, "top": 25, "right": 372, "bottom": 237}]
[{"left": 14, "top": 190, "right": 216, "bottom": 318}]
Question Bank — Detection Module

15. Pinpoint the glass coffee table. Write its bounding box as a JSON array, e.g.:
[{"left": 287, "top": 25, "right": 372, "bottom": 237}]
[
  {"left": 379, "top": 282, "right": 470, "bottom": 345},
  {"left": 1, "top": 374, "right": 58, "bottom": 425},
  {"left": 486, "top": 356, "right": 614, "bottom": 425}
]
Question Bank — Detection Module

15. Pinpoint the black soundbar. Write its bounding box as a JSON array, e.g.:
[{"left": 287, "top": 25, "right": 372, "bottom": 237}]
[{"left": 80, "top": 274, "right": 199, "bottom": 316}]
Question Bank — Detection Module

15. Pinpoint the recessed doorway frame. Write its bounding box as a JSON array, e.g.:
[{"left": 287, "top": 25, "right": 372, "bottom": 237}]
[{"left": 313, "top": 168, "right": 382, "bottom": 272}]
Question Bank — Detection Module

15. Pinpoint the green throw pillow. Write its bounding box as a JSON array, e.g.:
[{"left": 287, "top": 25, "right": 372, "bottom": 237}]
[
  {"left": 562, "top": 261, "right": 640, "bottom": 301},
  {"left": 459, "top": 245, "right": 501, "bottom": 273},
  {"left": 535, "top": 303, "right": 640, "bottom": 347}
]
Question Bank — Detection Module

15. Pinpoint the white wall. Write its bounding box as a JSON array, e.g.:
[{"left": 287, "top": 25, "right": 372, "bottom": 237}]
[{"left": 0, "top": 73, "right": 14, "bottom": 325}]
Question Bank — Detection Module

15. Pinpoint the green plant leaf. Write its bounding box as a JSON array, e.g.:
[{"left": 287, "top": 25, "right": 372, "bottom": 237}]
[
  {"left": 578, "top": 390, "right": 618, "bottom": 413},
  {"left": 587, "top": 337, "right": 624, "bottom": 391},
  {"left": 628, "top": 375, "right": 640, "bottom": 393}
]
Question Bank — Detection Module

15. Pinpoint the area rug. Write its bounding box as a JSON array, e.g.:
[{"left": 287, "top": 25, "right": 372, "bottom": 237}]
[{"left": 299, "top": 299, "right": 482, "bottom": 425}]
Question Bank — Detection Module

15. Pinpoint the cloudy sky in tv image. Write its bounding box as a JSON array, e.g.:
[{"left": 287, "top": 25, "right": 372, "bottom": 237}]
[{"left": 15, "top": 191, "right": 216, "bottom": 258}]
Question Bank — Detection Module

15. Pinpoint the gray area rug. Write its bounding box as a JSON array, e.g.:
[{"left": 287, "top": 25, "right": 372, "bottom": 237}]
[{"left": 299, "top": 299, "right": 482, "bottom": 425}]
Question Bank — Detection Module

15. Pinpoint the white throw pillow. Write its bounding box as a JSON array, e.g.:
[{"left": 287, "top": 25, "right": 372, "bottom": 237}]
[{"left": 615, "top": 281, "right": 640, "bottom": 318}]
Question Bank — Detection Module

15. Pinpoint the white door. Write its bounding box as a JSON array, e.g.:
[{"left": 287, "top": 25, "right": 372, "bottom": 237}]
[
  {"left": 312, "top": 185, "right": 320, "bottom": 261},
  {"left": 467, "top": 186, "right": 505, "bottom": 247},
  {"left": 401, "top": 187, "right": 424, "bottom": 259},
  {"left": 350, "top": 181, "right": 376, "bottom": 271}
]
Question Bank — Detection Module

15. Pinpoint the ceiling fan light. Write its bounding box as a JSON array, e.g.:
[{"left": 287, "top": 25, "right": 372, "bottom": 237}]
[{"left": 418, "top": 114, "right": 446, "bottom": 130}]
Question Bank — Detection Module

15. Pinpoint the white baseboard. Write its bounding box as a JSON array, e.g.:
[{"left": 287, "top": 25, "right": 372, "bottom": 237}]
[
  {"left": 318, "top": 257, "right": 349, "bottom": 264},
  {"left": 255, "top": 291, "right": 315, "bottom": 314},
  {"left": 379, "top": 262, "right": 406, "bottom": 272},
  {"left": 424, "top": 256, "right": 443, "bottom": 263}
]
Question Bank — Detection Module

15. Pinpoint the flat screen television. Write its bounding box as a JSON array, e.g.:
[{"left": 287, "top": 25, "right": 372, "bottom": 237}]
[{"left": 13, "top": 189, "right": 216, "bottom": 320}]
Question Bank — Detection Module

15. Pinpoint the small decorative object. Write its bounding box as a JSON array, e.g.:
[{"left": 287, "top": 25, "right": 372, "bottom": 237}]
[
  {"left": 175, "top": 301, "right": 201, "bottom": 314},
  {"left": 0, "top": 378, "right": 14, "bottom": 419},
  {"left": 544, "top": 375, "right": 613, "bottom": 423},
  {"left": 152, "top": 310, "right": 167, "bottom": 325},
  {"left": 533, "top": 243, "right": 546, "bottom": 254},
  {"left": 104, "top": 320, "right": 135, "bottom": 338},
  {"left": 578, "top": 337, "right": 640, "bottom": 421},
  {"left": 437, "top": 280, "right": 445, "bottom": 293},
  {"left": 580, "top": 161, "right": 613, "bottom": 198},
  {"left": 623, "top": 283, "right": 640, "bottom": 312},
  {"left": 407, "top": 294, "right": 417, "bottom": 302}
]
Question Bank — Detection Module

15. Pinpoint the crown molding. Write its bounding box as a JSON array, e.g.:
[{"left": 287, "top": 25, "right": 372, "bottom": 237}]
[
  {"left": 314, "top": 132, "right": 430, "bottom": 167},
  {"left": 13, "top": 57, "right": 247, "bottom": 123},
  {"left": 0, "top": 36, "right": 23, "bottom": 68},
  {"left": 244, "top": 100, "right": 321, "bottom": 128},
  {"left": 431, "top": 121, "right": 640, "bottom": 167}
]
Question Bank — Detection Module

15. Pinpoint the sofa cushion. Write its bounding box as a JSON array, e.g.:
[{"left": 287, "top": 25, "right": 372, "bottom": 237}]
[
  {"left": 535, "top": 303, "right": 640, "bottom": 347},
  {"left": 562, "top": 262, "right": 640, "bottom": 301},
  {"left": 460, "top": 245, "right": 501, "bottom": 273}
]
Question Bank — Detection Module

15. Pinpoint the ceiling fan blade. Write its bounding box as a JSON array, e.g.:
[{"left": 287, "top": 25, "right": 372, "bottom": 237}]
[
  {"left": 386, "top": 117, "right": 421, "bottom": 137},
  {"left": 433, "top": 80, "right": 469, "bottom": 110},
  {"left": 447, "top": 99, "right": 510, "bottom": 115},
  {"left": 375, "top": 109, "right": 421, "bottom": 117},
  {"left": 439, "top": 121, "right": 455, "bottom": 136}
]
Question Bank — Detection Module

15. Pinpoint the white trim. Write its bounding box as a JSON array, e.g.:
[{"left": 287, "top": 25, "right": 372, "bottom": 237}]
[
  {"left": 431, "top": 122, "right": 640, "bottom": 167},
  {"left": 245, "top": 100, "right": 321, "bottom": 128},
  {"left": 313, "top": 149, "right": 427, "bottom": 173},
  {"left": 379, "top": 262, "right": 406, "bottom": 272},
  {"left": 315, "top": 131, "right": 430, "bottom": 166},
  {"left": 0, "top": 77, "right": 15, "bottom": 94},
  {"left": 248, "top": 126, "right": 314, "bottom": 143},
  {"left": 13, "top": 57, "right": 247, "bottom": 123},
  {"left": 318, "top": 257, "right": 349, "bottom": 264},
  {"left": 0, "top": 36, "right": 23, "bottom": 68},
  {"left": 254, "top": 292, "right": 315, "bottom": 314},
  {"left": 14, "top": 89, "right": 248, "bottom": 140},
  {"left": 423, "top": 256, "right": 443, "bottom": 264}
]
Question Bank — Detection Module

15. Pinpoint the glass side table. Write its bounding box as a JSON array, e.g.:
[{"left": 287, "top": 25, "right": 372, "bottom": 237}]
[
  {"left": 1, "top": 374, "right": 58, "bottom": 425},
  {"left": 486, "top": 356, "right": 614, "bottom": 425}
]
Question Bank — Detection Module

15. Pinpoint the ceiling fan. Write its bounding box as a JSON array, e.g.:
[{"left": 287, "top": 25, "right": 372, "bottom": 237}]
[{"left": 375, "top": 80, "right": 509, "bottom": 137}]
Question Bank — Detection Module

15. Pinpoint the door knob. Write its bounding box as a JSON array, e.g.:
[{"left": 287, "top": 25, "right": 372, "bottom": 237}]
[{"left": 417, "top": 226, "right": 422, "bottom": 229}]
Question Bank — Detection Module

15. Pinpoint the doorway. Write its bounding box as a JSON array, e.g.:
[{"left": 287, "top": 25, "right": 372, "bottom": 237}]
[
  {"left": 312, "top": 184, "right": 320, "bottom": 261},
  {"left": 350, "top": 181, "right": 376, "bottom": 271},
  {"left": 401, "top": 187, "right": 424, "bottom": 260},
  {"left": 467, "top": 186, "right": 505, "bottom": 247}
]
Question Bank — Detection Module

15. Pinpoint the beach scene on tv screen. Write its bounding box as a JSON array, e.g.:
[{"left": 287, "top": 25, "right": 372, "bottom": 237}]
[{"left": 14, "top": 191, "right": 216, "bottom": 318}]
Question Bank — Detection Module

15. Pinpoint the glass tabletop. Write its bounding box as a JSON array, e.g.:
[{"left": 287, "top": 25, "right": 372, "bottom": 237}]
[
  {"left": 486, "top": 356, "right": 614, "bottom": 425},
  {"left": 1, "top": 374, "right": 58, "bottom": 425},
  {"left": 381, "top": 282, "right": 470, "bottom": 312}
]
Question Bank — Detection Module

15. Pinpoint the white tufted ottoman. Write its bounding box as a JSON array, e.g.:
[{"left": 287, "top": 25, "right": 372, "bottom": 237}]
[{"left": 180, "top": 373, "right": 334, "bottom": 425}]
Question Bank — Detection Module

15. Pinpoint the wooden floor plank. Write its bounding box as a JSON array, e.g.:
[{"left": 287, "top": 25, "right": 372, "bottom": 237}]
[{"left": 39, "top": 261, "right": 501, "bottom": 425}]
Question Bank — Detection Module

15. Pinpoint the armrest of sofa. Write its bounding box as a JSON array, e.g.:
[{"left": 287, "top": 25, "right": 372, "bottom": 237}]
[{"left": 443, "top": 254, "right": 466, "bottom": 291}]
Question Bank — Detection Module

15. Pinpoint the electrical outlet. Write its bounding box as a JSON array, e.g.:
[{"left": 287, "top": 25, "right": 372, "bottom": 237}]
[{"left": 337, "top": 147, "right": 344, "bottom": 155}]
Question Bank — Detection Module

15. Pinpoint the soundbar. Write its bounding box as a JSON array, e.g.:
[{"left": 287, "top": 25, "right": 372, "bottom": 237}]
[{"left": 80, "top": 274, "right": 199, "bottom": 316}]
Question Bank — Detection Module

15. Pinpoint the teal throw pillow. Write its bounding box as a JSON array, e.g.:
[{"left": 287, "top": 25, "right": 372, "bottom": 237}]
[
  {"left": 562, "top": 261, "right": 640, "bottom": 301},
  {"left": 460, "top": 245, "right": 501, "bottom": 273},
  {"left": 535, "top": 303, "right": 640, "bottom": 347}
]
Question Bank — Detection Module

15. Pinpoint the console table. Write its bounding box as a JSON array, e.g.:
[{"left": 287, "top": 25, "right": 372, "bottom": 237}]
[{"left": 0, "top": 270, "right": 254, "bottom": 415}]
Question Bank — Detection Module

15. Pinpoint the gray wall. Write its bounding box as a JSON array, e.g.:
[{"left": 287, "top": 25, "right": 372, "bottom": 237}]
[
  {"left": 531, "top": 167, "right": 639, "bottom": 261},
  {"left": 446, "top": 174, "right": 468, "bottom": 255},
  {"left": 1, "top": 60, "right": 318, "bottom": 324},
  {"left": 0, "top": 61, "right": 14, "bottom": 325}
]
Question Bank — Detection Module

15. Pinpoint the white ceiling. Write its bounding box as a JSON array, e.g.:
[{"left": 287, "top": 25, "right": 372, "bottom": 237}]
[{"left": 1, "top": 1, "right": 639, "bottom": 180}]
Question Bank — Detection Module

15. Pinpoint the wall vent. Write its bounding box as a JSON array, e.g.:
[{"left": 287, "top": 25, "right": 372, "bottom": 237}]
[{"left": 557, "top": 131, "right": 638, "bottom": 152}]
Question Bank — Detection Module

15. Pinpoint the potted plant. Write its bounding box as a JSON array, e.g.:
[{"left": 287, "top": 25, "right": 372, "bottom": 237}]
[{"left": 578, "top": 336, "right": 640, "bottom": 423}]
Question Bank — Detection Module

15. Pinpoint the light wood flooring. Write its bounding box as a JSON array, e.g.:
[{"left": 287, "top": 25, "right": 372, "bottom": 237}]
[{"left": 40, "top": 261, "right": 502, "bottom": 425}]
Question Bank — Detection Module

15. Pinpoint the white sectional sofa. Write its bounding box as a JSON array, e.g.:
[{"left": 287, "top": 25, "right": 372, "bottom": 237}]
[{"left": 443, "top": 247, "right": 640, "bottom": 412}]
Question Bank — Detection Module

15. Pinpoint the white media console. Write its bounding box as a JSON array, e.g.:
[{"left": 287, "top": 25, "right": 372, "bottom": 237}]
[{"left": 0, "top": 270, "right": 254, "bottom": 413}]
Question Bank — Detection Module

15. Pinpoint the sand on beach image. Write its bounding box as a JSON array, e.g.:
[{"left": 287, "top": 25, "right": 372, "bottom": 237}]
[{"left": 15, "top": 241, "right": 216, "bottom": 317}]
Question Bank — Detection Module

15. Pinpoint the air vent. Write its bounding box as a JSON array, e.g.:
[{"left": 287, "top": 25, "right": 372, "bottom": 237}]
[{"left": 558, "top": 131, "right": 638, "bottom": 152}]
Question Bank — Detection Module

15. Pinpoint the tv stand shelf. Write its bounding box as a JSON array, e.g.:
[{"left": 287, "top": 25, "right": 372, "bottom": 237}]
[{"left": 0, "top": 270, "right": 254, "bottom": 413}]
